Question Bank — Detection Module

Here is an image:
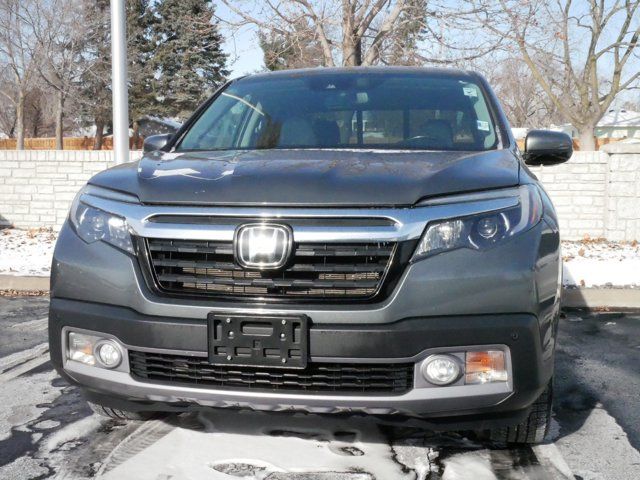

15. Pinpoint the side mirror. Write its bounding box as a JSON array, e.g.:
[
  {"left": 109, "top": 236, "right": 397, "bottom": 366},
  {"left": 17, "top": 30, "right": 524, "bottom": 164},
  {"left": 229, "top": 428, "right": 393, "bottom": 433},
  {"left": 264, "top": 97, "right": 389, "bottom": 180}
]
[
  {"left": 523, "top": 130, "right": 573, "bottom": 166},
  {"left": 143, "top": 133, "right": 173, "bottom": 153}
]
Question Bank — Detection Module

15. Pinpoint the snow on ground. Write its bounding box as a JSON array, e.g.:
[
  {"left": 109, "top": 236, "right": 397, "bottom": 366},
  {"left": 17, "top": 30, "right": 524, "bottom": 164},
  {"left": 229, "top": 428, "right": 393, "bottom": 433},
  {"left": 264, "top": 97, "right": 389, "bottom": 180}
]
[
  {"left": 562, "top": 240, "right": 640, "bottom": 288},
  {"left": 0, "top": 228, "right": 56, "bottom": 277},
  {"left": 0, "top": 227, "right": 638, "bottom": 288}
]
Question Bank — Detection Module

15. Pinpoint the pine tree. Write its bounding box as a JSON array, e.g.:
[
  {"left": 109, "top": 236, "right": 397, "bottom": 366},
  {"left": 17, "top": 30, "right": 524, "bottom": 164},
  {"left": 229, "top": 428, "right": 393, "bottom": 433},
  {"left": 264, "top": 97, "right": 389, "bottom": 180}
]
[
  {"left": 127, "top": 0, "right": 156, "bottom": 145},
  {"left": 79, "top": 0, "right": 112, "bottom": 149},
  {"left": 80, "top": 0, "right": 155, "bottom": 149},
  {"left": 152, "top": 0, "right": 228, "bottom": 119}
]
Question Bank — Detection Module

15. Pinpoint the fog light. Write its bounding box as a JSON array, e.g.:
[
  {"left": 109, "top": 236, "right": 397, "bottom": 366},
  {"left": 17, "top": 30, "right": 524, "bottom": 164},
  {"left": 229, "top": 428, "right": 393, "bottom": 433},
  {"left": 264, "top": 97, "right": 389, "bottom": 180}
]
[
  {"left": 68, "top": 332, "right": 98, "bottom": 366},
  {"left": 422, "top": 354, "right": 461, "bottom": 386},
  {"left": 465, "top": 350, "right": 508, "bottom": 384},
  {"left": 95, "top": 341, "right": 122, "bottom": 368}
]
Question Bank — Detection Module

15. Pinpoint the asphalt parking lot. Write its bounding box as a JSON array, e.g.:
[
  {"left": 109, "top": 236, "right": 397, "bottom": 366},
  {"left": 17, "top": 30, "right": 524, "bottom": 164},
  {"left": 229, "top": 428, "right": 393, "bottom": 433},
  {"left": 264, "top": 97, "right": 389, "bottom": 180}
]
[{"left": 0, "top": 295, "right": 639, "bottom": 480}]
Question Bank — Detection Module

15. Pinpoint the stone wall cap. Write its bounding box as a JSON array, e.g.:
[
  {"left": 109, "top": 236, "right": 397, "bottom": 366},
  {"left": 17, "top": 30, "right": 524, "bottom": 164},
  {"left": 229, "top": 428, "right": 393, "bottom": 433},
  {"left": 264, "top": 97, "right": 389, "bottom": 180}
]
[{"left": 600, "top": 141, "right": 640, "bottom": 154}]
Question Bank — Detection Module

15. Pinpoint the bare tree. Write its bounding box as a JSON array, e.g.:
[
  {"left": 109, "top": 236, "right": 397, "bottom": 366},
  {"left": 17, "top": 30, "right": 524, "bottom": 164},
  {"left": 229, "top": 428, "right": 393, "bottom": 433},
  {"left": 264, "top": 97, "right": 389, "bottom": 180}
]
[
  {"left": 26, "top": 0, "right": 87, "bottom": 149},
  {"left": 259, "top": 17, "right": 325, "bottom": 70},
  {"left": 219, "top": 0, "right": 427, "bottom": 67},
  {"left": 0, "top": 0, "right": 39, "bottom": 149},
  {"left": 480, "top": 55, "right": 561, "bottom": 128},
  {"left": 0, "top": 68, "right": 17, "bottom": 138},
  {"left": 471, "top": 0, "right": 640, "bottom": 150}
]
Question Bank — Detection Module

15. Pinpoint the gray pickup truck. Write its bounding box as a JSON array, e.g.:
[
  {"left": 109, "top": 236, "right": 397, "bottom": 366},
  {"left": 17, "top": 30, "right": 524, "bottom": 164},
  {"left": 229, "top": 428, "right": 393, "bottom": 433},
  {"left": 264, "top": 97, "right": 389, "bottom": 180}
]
[{"left": 49, "top": 67, "right": 572, "bottom": 444}]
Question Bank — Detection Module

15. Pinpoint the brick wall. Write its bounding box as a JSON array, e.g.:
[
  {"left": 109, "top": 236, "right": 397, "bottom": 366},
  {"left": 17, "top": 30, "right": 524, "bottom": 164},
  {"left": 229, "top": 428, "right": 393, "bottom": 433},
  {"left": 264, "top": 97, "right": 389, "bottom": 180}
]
[
  {"left": 528, "top": 143, "right": 640, "bottom": 241},
  {"left": 602, "top": 143, "right": 640, "bottom": 241},
  {"left": 0, "top": 150, "right": 141, "bottom": 229},
  {"left": 528, "top": 151, "right": 609, "bottom": 240},
  {"left": 0, "top": 147, "right": 639, "bottom": 241}
]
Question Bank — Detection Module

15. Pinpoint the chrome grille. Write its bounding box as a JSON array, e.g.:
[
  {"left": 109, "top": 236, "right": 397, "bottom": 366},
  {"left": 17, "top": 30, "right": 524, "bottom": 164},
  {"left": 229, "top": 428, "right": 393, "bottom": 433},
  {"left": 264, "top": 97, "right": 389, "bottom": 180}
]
[{"left": 145, "top": 239, "right": 396, "bottom": 300}]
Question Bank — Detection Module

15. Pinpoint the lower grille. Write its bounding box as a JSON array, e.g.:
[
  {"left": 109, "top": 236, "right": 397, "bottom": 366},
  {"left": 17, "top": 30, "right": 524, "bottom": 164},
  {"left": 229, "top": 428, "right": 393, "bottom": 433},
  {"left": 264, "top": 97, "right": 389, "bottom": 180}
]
[
  {"left": 145, "top": 238, "right": 396, "bottom": 300},
  {"left": 129, "top": 351, "right": 414, "bottom": 395}
]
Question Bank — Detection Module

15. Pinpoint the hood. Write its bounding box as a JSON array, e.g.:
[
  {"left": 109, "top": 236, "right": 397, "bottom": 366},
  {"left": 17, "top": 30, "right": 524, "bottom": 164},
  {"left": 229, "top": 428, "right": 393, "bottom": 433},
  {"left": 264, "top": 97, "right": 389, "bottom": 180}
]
[{"left": 89, "top": 149, "right": 520, "bottom": 207}]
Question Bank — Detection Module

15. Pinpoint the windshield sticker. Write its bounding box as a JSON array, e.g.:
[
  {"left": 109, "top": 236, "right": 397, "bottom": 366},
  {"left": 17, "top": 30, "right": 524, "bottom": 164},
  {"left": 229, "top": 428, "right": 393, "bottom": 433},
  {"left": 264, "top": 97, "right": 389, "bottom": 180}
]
[
  {"left": 463, "top": 87, "right": 478, "bottom": 97},
  {"left": 477, "top": 120, "right": 490, "bottom": 131}
]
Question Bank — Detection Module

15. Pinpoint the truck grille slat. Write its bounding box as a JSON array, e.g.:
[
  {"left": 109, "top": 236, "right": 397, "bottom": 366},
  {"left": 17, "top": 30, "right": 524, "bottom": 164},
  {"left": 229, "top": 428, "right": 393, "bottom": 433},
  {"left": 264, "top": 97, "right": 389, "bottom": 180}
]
[
  {"left": 129, "top": 351, "right": 413, "bottom": 395},
  {"left": 145, "top": 239, "right": 396, "bottom": 300},
  {"left": 152, "top": 258, "right": 387, "bottom": 273}
]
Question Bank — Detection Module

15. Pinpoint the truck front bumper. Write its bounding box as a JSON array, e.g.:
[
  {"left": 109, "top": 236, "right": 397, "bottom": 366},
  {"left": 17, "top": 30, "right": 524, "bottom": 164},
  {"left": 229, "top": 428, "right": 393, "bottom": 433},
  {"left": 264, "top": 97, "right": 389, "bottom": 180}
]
[{"left": 50, "top": 298, "right": 552, "bottom": 424}]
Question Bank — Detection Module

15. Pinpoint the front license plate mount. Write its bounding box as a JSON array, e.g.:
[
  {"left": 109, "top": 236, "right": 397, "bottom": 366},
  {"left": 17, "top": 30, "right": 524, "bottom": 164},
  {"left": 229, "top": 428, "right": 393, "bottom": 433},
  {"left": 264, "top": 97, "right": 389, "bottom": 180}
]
[{"left": 208, "top": 313, "right": 309, "bottom": 369}]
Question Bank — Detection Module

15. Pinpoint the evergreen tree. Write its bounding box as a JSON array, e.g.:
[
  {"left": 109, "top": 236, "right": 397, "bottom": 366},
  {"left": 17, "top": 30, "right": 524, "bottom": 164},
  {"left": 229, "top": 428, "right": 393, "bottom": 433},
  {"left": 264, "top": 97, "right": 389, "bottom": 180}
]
[
  {"left": 152, "top": 0, "right": 228, "bottom": 119},
  {"left": 80, "top": 0, "right": 155, "bottom": 148},
  {"left": 127, "top": 0, "right": 156, "bottom": 144},
  {"left": 79, "top": 0, "right": 112, "bottom": 149}
]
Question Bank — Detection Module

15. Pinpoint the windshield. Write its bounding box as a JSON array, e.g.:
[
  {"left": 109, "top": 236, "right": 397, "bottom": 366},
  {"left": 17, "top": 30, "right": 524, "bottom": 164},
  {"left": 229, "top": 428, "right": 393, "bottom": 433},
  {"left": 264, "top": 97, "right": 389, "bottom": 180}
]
[{"left": 176, "top": 72, "right": 499, "bottom": 152}]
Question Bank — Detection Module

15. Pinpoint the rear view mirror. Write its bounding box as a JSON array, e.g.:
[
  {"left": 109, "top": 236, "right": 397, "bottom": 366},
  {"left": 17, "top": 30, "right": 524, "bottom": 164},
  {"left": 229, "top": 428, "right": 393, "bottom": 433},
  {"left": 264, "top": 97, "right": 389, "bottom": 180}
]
[
  {"left": 523, "top": 130, "right": 573, "bottom": 166},
  {"left": 143, "top": 133, "right": 173, "bottom": 153}
]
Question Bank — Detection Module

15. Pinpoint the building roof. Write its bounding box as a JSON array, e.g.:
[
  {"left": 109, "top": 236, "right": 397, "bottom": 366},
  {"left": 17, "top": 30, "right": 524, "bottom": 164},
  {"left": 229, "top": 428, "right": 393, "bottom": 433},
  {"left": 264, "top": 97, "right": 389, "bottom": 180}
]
[{"left": 597, "top": 109, "right": 640, "bottom": 128}]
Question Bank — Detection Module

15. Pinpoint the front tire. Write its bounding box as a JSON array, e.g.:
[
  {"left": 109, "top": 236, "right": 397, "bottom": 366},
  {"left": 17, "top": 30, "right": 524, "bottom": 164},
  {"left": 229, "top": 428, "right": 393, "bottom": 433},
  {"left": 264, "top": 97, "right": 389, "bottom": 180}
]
[
  {"left": 487, "top": 381, "right": 553, "bottom": 445},
  {"left": 88, "top": 401, "right": 158, "bottom": 421}
]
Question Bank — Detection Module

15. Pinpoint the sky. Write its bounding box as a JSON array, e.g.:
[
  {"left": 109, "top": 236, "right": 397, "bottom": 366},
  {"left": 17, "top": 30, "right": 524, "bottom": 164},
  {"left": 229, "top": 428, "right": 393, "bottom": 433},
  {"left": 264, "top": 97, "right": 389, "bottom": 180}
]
[
  {"left": 214, "top": 2, "right": 638, "bottom": 109},
  {"left": 216, "top": 3, "right": 264, "bottom": 78}
]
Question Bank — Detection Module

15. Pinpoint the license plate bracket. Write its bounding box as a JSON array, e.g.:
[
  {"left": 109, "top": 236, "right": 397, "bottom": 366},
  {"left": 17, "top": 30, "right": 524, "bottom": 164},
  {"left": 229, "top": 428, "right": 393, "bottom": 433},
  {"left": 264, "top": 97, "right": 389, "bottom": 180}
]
[{"left": 208, "top": 313, "right": 309, "bottom": 369}]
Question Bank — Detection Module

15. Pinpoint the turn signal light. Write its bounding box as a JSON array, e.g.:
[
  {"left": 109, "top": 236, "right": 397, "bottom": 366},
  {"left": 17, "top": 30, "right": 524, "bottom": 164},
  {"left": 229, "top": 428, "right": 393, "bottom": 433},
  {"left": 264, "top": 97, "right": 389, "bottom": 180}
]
[{"left": 465, "top": 350, "right": 508, "bottom": 384}]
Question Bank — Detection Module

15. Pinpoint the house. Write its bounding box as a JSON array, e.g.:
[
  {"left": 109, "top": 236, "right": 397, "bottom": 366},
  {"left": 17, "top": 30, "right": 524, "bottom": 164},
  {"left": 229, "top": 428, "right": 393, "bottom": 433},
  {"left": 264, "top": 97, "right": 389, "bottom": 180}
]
[
  {"left": 512, "top": 109, "right": 640, "bottom": 147},
  {"left": 595, "top": 109, "right": 640, "bottom": 139},
  {"left": 137, "top": 116, "right": 182, "bottom": 137}
]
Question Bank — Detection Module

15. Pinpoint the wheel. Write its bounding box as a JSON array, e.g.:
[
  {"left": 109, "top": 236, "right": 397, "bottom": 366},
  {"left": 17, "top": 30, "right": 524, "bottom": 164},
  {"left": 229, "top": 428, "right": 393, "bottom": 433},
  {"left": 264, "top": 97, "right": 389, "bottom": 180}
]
[
  {"left": 87, "top": 401, "right": 158, "bottom": 421},
  {"left": 486, "top": 381, "right": 553, "bottom": 445}
]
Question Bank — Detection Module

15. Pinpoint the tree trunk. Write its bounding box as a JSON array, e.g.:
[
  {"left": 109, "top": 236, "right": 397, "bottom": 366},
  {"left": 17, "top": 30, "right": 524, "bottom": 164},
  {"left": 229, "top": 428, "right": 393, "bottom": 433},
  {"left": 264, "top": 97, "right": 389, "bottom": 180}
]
[
  {"left": 55, "top": 90, "right": 65, "bottom": 150},
  {"left": 577, "top": 126, "right": 596, "bottom": 151},
  {"left": 93, "top": 118, "right": 105, "bottom": 150},
  {"left": 132, "top": 120, "right": 140, "bottom": 149},
  {"left": 341, "top": 2, "right": 361, "bottom": 67},
  {"left": 16, "top": 91, "right": 25, "bottom": 150},
  {"left": 342, "top": 36, "right": 362, "bottom": 66}
]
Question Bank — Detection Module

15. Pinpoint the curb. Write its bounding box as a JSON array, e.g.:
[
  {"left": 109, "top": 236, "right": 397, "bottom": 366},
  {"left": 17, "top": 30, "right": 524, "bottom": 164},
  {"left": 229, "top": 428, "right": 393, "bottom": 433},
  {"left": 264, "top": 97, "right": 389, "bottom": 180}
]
[
  {"left": 561, "top": 287, "right": 640, "bottom": 310},
  {"left": 0, "top": 275, "right": 49, "bottom": 292},
  {"left": 1, "top": 275, "right": 639, "bottom": 309}
]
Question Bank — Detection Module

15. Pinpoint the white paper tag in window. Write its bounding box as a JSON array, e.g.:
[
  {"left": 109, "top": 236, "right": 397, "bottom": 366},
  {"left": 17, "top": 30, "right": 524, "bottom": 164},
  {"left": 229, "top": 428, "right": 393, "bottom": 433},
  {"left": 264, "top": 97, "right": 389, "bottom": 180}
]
[
  {"left": 463, "top": 87, "right": 477, "bottom": 97},
  {"left": 477, "top": 120, "right": 490, "bottom": 131}
]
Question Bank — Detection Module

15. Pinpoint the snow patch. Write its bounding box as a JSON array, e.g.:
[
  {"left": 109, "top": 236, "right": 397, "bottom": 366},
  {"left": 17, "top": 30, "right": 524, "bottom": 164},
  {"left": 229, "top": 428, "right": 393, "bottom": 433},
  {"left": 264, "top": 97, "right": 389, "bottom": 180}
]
[
  {"left": 0, "top": 228, "right": 56, "bottom": 277},
  {"left": 442, "top": 450, "right": 497, "bottom": 480},
  {"left": 562, "top": 240, "right": 640, "bottom": 288},
  {"left": 45, "top": 415, "right": 103, "bottom": 452},
  {"left": 101, "top": 410, "right": 412, "bottom": 480}
]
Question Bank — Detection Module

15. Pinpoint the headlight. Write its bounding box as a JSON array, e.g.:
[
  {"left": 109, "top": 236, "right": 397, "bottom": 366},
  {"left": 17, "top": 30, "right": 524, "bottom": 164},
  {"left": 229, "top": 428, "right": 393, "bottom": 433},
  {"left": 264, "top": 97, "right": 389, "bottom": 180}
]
[
  {"left": 413, "top": 185, "right": 542, "bottom": 260},
  {"left": 69, "top": 187, "right": 135, "bottom": 254}
]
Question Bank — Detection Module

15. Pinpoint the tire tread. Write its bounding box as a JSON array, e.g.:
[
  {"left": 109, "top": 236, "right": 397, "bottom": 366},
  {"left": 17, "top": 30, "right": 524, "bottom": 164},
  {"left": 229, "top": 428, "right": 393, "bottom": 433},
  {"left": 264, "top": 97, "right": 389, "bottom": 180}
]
[
  {"left": 488, "top": 382, "right": 552, "bottom": 445},
  {"left": 88, "top": 401, "right": 155, "bottom": 421}
]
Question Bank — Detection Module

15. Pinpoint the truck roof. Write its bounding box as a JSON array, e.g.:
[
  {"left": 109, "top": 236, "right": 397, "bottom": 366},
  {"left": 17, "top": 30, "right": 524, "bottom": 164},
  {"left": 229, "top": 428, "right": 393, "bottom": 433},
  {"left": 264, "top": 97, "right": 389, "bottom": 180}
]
[{"left": 238, "top": 66, "right": 479, "bottom": 82}]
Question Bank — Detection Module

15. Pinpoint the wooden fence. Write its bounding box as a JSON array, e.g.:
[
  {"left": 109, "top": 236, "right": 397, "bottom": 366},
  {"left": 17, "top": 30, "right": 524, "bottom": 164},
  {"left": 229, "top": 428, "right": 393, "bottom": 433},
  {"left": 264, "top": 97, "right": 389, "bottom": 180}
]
[
  {"left": 516, "top": 136, "right": 624, "bottom": 151},
  {"left": 0, "top": 136, "right": 144, "bottom": 150},
  {"left": 0, "top": 135, "right": 626, "bottom": 151}
]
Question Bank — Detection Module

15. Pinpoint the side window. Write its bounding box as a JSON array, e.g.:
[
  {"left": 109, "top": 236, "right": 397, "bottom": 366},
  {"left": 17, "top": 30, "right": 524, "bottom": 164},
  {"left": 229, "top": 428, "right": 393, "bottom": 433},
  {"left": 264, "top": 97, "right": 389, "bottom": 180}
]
[
  {"left": 460, "top": 82, "right": 497, "bottom": 149},
  {"left": 179, "top": 93, "right": 252, "bottom": 150}
]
